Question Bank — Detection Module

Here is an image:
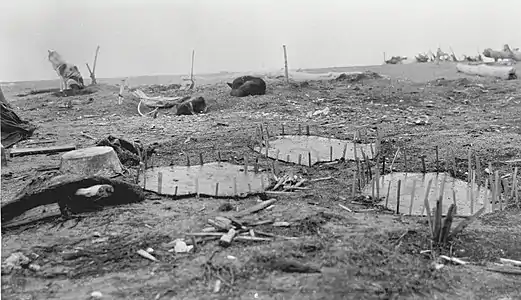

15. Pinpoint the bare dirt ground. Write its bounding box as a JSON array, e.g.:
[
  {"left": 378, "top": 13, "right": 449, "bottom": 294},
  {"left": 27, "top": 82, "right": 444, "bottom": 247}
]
[{"left": 2, "top": 62, "right": 521, "bottom": 300}]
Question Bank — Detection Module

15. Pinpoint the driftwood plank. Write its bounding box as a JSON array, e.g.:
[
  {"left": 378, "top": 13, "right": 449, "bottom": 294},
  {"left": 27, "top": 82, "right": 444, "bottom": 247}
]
[{"left": 10, "top": 144, "right": 76, "bottom": 157}]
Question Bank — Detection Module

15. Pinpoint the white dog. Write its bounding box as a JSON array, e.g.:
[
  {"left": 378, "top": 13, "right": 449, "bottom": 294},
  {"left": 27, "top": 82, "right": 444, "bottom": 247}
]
[{"left": 48, "top": 50, "right": 85, "bottom": 91}]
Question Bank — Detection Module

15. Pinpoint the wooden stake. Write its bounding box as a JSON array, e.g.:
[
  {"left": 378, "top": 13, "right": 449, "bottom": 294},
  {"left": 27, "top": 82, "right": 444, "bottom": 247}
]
[
  {"left": 452, "top": 189, "right": 457, "bottom": 215},
  {"left": 215, "top": 182, "right": 219, "bottom": 197},
  {"left": 195, "top": 177, "right": 199, "bottom": 197},
  {"left": 174, "top": 186, "right": 178, "bottom": 197},
  {"left": 275, "top": 149, "right": 280, "bottom": 161},
  {"left": 158, "top": 172, "right": 163, "bottom": 194},
  {"left": 353, "top": 135, "right": 358, "bottom": 162},
  {"left": 306, "top": 125, "right": 310, "bottom": 136},
  {"left": 511, "top": 167, "right": 517, "bottom": 199},
  {"left": 375, "top": 164, "right": 381, "bottom": 200},
  {"left": 495, "top": 170, "right": 501, "bottom": 210},
  {"left": 396, "top": 180, "right": 401, "bottom": 214},
  {"left": 361, "top": 149, "right": 372, "bottom": 180},
  {"left": 244, "top": 156, "right": 248, "bottom": 174},
  {"left": 233, "top": 177, "right": 237, "bottom": 196},
  {"left": 281, "top": 124, "right": 285, "bottom": 135},
  {"left": 298, "top": 124, "right": 302, "bottom": 135},
  {"left": 351, "top": 170, "right": 356, "bottom": 198},
  {"left": 286, "top": 154, "right": 290, "bottom": 163},
  {"left": 489, "top": 163, "right": 496, "bottom": 212},
  {"left": 421, "top": 156, "right": 426, "bottom": 173},
  {"left": 248, "top": 183, "right": 252, "bottom": 193},
  {"left": 342, "top": 143, "right": 348, "bottom": 160},
  {"left": 381, "top": 155, "right": 386, "bottom": 174},
  {"left": 409, "top": 179, "right": 417, "bottom": 215},
  {"left": 360, "top": 162, "right": 366, "bottom": 188},
  {"left": 308, "top": 151, "right": 312, "bottom": 167},
  {"left": 356, "top": 158, "right": 362, "bottom": 191},
  {"left": 260, "top": 175, "right": 265, "bottom": 190},
  {"left": 403, "top": 148, "right": 408, "bottom": 172},
  {"left": 470, "top": 171, "right": 475, "bottom": 214},
  {"left": 199, "top": 152, "right": 204, "bottom": 165},
  {"left": 385, "top": 180, "right": 391, "bottom": 208},
  {"left": 475, "top": 155, "right": 482, "bottom": 185},
  {"left": 422, "top": 178, "right": 434, "bottom": 234},
  {"left": 467, "top": 148, "right": 472, "bottom": 183},
  {"left": 254, "top": 157, "right": 259, "bottom": 172},
  {"left": 483, "top": 178, "right": 489, "bottom": 213},
  {"left": 513, "top": 167, "right": 519, "bottom": 208},
  {"left": 190, "top": 50, "right": 195, "bottom": 85},
  {"left": 435, "top": 146, "right": 439, "bottom": 173},
  {"left": 259, "top": 124, "right": 264, "bottom": 138},
  {"left": 329, "top": 146, "right": 333, "bottom": 162},
  {"left": 298, "top": 153, "right": 302, "bottom": 165},
  {"left": 218, "top": 151, "right": 222, "bottom": 163},
  {"left": 186, "top": 154, "right": 191, "bottom": 167},
  {"left": 501, "top": 178, "right": 509, "bottom": 208},
  {"left": 283, "top": 45, "right": 289, "bottom": 84}
]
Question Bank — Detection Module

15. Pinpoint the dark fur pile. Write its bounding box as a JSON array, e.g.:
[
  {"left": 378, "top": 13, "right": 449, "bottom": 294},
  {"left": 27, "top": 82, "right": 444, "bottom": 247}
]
[{"left": 227, "top": 76, "right": 266, "bottom": 97}]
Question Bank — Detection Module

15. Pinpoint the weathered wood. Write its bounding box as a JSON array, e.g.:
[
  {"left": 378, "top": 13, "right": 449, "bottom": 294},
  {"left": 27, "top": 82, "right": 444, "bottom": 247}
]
[
  {"left": 10, "top": 144, "right": 76, "bottom": 157},
  {"left": 233, "top": 199, "right": 277, "bottom": 218},
  {"left": 456, "top": 63, "right": 517, "bottom": 80},
  {"left": 208, "top": 217, "right": 233, "bottom": 231},
  {"left": 219, "top": 228, "right": 237, "bottom": 247},
  {"left": 60, "top": 146, "right": 122, "bottom": 177},
  {"left": 75, "top": 184, "right": 114, "bottom": 197}
]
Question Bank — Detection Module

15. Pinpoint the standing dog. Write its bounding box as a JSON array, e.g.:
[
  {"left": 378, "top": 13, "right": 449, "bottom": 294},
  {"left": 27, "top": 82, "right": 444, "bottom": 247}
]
[{"left": 48, "top": 50, "right": 85, "bottom": 91}]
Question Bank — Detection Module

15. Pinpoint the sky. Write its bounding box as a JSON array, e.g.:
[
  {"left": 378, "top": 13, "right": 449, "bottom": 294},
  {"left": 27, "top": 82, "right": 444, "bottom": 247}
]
[{"left": 1, "top": 0, "right": 520, "bottom": 82}]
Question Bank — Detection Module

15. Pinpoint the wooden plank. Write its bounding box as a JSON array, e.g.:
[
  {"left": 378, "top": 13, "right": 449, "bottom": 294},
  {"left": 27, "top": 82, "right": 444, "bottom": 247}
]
[{"left": 10, "top": 144, "right": 76, "bottom": 157}]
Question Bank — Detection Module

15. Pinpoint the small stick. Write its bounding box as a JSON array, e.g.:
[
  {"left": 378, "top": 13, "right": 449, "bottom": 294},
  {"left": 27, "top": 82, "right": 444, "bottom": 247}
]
[
  {"left": 467, "top": 148, "right": 472, "bottom": 183},
  {"left": 435, "top": 146, "right": 439, "bottom": 173},
  {"left": 396, "top": 179, "right": 402, "bottom": 214},
  {"left": 265, "top": 142, "right": 269, "bottom": 157},
  {"left": 375, "top": 164, "right": 381, "bottom": 200},
  {"left": 475, "top": 155, "right": 481, "bottom": 186},
  {"left": 403, "top": 148, "right": 408, "bottom": 172},
  {"left": 298, "top": 153, "right": 302, "bottom": 165},
  {"left": 195, "top": 177, "right": 199, "bottom": 197},
  {"left": 356, "top": 158, "right": 362, "bottom": 191},
  {"left": 342, "top": 143, "right": 348, "bottom": 160},
  {"left": 370, "top": 143, "right": 374, "bottom": 159},
  {"left": 489, "top": 164, "right": 496, "bottom": 212},
  {"left": 501, "top": 178, "right": 509, "bottom": 208},
  {"left": 495, "top": 170, "right": 501, "bottom": 210},
  {"left": 452, "top": 189, "right": 457, "bottom": 215},
  {"left": 281, "top": 124, "right": 285, "bottom": 135},
  {"left": 353, "top": 133, "right": 358, "bottom": 161},
  {"left": 308, "top": 151, "right": 312, "bottom": 167},
  {"left": 174, "top": 186, "right": 178, "bottom": 197},
  {"left": 306, "top": 125, "right": 310, "bottom": 135},
  {"left": 389, "top": 147, "right": 400, "bottom": 172},
  {"left": 470, "top": 170, "right": 475, "bottom": 214},
  {"left": 329, "top": 146, "right": 333, "bottom": 161},
  {"left": 199, "top": 152, "right": 204, "bottom": 165},
  {"left": 361, "top": 149, "right": 372, "bottom": 180},
  {"left": 511, "top": 167, "right": 517, "bottom": 199},
  {"left": 298, "top": 124, "right": 302, "bottom": 135},
  {"left": 248, "top": 183, "right": 252, "bottom": 193},
  {"left": 233, "top": 177, "right": 237, "bottom": 196},
  {"left": 360, "top": 162, "right": 366, "bottom": 188},
  {"left": 513, "top": 167, "right": 519, "bottom": 208},
  {"left": 254, "top": 157, "right": 259, "bottom": 172},
  {"left": 381, "top": 155, "right": 386, "bottom": 174},
  {"left": 421, "top": 156, "right": 426, "bottom": 173},
  {"left": 409, "top": 179, "right": 417, "bottom": 215},
  {"left": 158, "top": 172, "right": 163, "bottom": 194},
  {"left": 186, "top": 154, "right": 191, "bottom": 167},
  {"left": 275, "top": 149, "right": 280, "bottom": 161},
  {"left": 385, "top": 180, "right": 391, "bottom": 208},
  {"left": 217, "top": 151, "right": 221, "bottom": 163},
  {"left": 215, "top": 182, "right": 219, "bottom": 197},
  {"left": 483, "top": 178, "right": 489, "bottom": 213},
  {"left": 259, "top": 124, "right": 264, "bottom": 138},
  {"left": 286, "top": 154, "right": 290, "bottom": 163},
  {"left": 351, "top": 170, "right": 356, "bottom": 198},
  {"left": 371, "top": 177, "right": 375, "bottom": 199},
  {"left": 422, "top": 179, "right": 434, "bottom": 233},
  {"left": 244, "top": 156, "right": 248, "bottom": 174}
]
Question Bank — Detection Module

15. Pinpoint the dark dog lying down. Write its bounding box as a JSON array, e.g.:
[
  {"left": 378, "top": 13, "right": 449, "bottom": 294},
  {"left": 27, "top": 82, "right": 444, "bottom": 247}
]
[
  {"left": 176, "top": 96, "right": 207, "bottom": 115},
  {"left": 226, "top": 76, "right": 266, "bottom": 97}
]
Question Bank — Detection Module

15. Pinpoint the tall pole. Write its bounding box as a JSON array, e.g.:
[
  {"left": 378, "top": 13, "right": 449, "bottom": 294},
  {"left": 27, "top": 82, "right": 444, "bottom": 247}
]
[
  {"left": 190, "top": 50, "right": 195, "bottom": 82},
  {"left": 283, "top": 45, "right": 289, "bottom": 84}
]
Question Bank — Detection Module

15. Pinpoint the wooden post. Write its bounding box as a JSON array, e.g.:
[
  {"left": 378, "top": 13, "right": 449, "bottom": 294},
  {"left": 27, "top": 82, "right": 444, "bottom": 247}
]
[
  {"left": 86, "top": 45, "right": 100, "bottom": 85},
  {"left": 199, "top": 152, "right": 204, "bottom": 165},
  {"left": 421, "top": 155, "right": 426, "bottom": 173},
  {"left": 396, "top": 180, "right": 402, "bottom": 214},
  {"left": 281, "top": 124, "right": 285, "bottom": 135},
  {"left": 158, "top": 172, "right": 163, "bottom": 194},
  {"left": 283, "top": 45, "right": 289, "bottom": 84},
  {"left": 495, "top": 171, "right": 501, "bottom": 210},
  {"left": 308, "top": 151, "right": 312, "bottom": 167},
  {"left": 409, "top": 179, "right": 417, "bottom": 215},
  {"left": 189, "top": 49, "right": 195, "bottom": 89},
  {"left": 298, "top": 124, "right": 302, "bottom": 135},
  {"left": 215, "top": 182, "right": 219, "bottom": 197},
  {"left": 467, "top": 148, "right": 472, "bottom": 183},
  {"left": 435, "top": 146, "right": 439, "bottom": 173},
  {"left": 244, "top": 156, "right": 248, "bottom": 174}
]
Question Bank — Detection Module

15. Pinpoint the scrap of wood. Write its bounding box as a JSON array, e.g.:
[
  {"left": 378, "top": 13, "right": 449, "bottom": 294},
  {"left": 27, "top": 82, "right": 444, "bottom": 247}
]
[
  {"left": 234, "top": 236, "right": 273, "bottom": 242},
  {"left": 186, "top": 232, "right": 224, "bottom": 237},
  {"left": 294, "top": 179, "right": 307, "bottom": 187},
  {"left": 272, "top": 221, "right": 291, "bottom": 227},
  {"left": 500, "top": 258, "right": 521, "bottom": 267},
  {"left": 80, "top": 131, "right": 96, "bottom": 140},
  {"left": 272, "top": 176, "right": 286, "bottom": 190},
  {"left": 10, "top": 144, "right": 76, "bottom": 157},
  {"left": 338, "top": 203, "right": 353, "bottom": 212},
  {"left": 247, "top": 219, "right": 274, "bottom": 226},
  {"left": 137, "top": 249, "right": 158, "bottom": 262},
  {"left": 439, "top": 255, "right": 467, "bottom": 265},
  {"left": 310, "top": 176, "right": 333, "bottom": 182},
  {"left": 208, "top": 217, "right": 233, "bottom": 231},
  {"left": 219, "top": 228, "right": 236, "bottom": 247},
  {"left": 264, "top": 191, "right": 297, "bottom": 195},
  {"left": 486, "top": 266, "right": 521, "bottom": 275},
  {"left": 283, "top": 186, "right": 310, "bottom": 191},
  {"left": 233, "top": 199, "right": 277, "bottom": 218},
  {"left": 253, "top": 230, "right": 298, "bottom": 240}
]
